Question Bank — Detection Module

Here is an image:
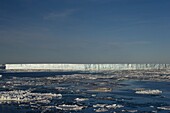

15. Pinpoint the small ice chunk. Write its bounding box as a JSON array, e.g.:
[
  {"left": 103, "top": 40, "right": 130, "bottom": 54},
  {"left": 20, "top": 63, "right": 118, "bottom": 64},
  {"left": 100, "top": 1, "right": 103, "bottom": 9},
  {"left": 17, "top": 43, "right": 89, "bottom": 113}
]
[
  {"left": 106, "top": 104, "right": 124, "bottom": 109},
  {"left": 89, "top": 87, "right": 112, "bottom": 92},
  {"left": 75, "top": 98, "right": 88, "bottom": 102},
  {"left": 135, "top": 89, "right": 162, "bottom": 95},
  {"left": 55, "top": 94, "right": 62, "bottom": 97},
  {"left": 126, "top": 110, "right": 138, "bottom": 113},
  {"left": 93, "top": 104, "right": 107, "bottom": 108},
  {"left": 56, "top": 104, "right": 84, "bottom": 111},
  {"left": 157, "top": 106, "right": 170, "bottom": 110},
  {"left": 94, "top": 108, "right": 108, "bottom": 112},
  {"left": 92, "top": 94, "right": 96, "bottom": 97}
]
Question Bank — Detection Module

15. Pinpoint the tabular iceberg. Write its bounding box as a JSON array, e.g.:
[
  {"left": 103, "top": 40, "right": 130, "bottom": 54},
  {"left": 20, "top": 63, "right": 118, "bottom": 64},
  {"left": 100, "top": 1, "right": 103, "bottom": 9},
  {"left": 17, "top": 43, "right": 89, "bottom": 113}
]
[{"left": 5, "top": 64, "right": 170, "bottom": 71}]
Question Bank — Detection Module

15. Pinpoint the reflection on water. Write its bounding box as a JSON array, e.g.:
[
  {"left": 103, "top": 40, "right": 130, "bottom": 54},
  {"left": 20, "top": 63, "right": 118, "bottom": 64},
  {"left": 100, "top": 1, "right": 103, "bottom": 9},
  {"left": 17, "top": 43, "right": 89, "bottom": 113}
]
[{"left": 0, "top": 71, "right": 170, "bottom": 113}]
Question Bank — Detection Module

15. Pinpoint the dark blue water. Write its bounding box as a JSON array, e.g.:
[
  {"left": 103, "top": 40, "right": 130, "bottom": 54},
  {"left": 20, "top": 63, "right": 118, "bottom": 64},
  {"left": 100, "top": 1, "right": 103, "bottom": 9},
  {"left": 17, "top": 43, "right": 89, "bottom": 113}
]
[{"left": 0, "top": 71, "right": 107, "bottom": 77}]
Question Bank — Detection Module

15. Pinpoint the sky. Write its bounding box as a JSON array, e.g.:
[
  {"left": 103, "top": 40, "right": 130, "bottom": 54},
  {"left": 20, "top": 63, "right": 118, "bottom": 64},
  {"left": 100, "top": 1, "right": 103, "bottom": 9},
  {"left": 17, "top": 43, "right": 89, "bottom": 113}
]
[{"left": 0, "top": 0, "right": 170, "bottom": 64}]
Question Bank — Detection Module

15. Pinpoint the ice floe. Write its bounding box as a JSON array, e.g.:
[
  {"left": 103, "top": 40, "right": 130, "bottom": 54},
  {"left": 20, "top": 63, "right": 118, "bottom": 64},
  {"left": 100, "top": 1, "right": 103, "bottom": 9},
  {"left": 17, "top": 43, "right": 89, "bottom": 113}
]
[
  {"left": 157, "top": 106, "right": 170, "bottom": 110},
  {"left": 135, "top": 89, "right": 162, "bottom": 95},
  {"left": 88, "top": 87, "right": 112, "bottom": 92},
  {"left": 75, "top": 98, "right": 89, "bottom": 102},
  {"left": 56, "top": 104, "right": 85, "bottom": 111},
  {"left": 94, "top": 108, "right": 108, "bottom": 112},
  {"left": 0, "top": 90, "right": 62, "bottom": 103},
  {"left": 106, "top": 104, "right": 124, "bottom": 109}
]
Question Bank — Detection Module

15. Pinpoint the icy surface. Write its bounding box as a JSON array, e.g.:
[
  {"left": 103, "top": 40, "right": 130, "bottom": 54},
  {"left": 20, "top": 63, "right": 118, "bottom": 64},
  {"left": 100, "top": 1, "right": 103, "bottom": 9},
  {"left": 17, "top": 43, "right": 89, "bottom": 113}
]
[
  {"left": 157, "top": 106, "right": 170, "bottom": 110},
  {"left": 0, "top": 90, "right": 61, "bottom": 102},
  {"left": 5, "top": 64, "right": 170, "bottom": 71},
  {"left": 0, "top": 70, "right": 170, "bottom": 113},
  {"left": 56, "top": 104, "right": 85, "bottom": 111},
  {"left": 135, "top": 89, "right": 162, "bottom": 95}
]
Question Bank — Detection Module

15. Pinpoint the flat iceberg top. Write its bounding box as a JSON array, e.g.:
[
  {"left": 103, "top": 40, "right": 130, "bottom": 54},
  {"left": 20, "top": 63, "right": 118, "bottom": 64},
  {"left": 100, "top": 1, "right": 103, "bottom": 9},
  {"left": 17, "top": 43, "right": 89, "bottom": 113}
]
[{"left": 5, "top": 64, "right": 170, "bottom": 71}]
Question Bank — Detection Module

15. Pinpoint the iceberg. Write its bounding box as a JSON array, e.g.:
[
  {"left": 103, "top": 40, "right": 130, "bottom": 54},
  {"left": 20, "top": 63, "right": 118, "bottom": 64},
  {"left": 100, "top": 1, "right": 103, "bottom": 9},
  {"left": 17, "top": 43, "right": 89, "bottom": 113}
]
[{"left": 5, "top": 64, "right": 170, "bottom": 71}]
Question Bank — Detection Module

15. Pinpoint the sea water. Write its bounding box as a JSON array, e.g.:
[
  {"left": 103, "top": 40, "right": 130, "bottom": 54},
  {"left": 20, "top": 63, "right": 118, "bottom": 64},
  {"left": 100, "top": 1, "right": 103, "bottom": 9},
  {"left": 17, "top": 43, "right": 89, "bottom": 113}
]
[{"left": 0, "top": 71, "right": 170, "bottom": 113}]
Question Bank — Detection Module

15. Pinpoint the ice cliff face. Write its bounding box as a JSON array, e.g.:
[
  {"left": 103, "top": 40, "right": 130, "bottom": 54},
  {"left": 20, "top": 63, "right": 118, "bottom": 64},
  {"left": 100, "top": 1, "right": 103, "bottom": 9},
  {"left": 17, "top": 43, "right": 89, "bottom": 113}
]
[{"left": 5, "top": 64, "right": 170, "bottom": 71}]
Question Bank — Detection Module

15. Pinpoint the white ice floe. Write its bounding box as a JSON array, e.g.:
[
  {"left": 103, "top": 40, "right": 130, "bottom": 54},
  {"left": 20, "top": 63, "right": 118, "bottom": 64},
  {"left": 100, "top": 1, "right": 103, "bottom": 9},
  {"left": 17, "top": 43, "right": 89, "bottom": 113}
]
[
  {"left": 0, "top": 90, "right": 62, "bottom": 103},
  {"left": 93, "top": 104, "right": 123, "bottom": 109},
  {"left": 56, "top": 104, "right": 84, "bottom": 111},
  {"left": 54, "top": 94, "right": 62, "bottom": 97},
  {"left": 93, "top": 104, "right": 107, "bottom": 108},
  {"left": 157, "top": 106, "right": 170, "bottom": 110},
  {"left": 55, "top": 87, "right": 67, "bottom": 90},
  {"left": 92, "top": 94, "right": 96, "bottom": 97},
  {"left": 135, "top": 89, "right": 162, "bottom": 95},
  {"left": 75, "top": 98, "right": 89, "bottom": 102},
  {"left": 93, "top": 103, "right": 123, "bottom": 112},
  {"left": 126, "top": 110, "right": 138, "bottom": 113},
  {"left": 94, "top": 108, "right": 108, "bottom": 112},
  {"left": 106, "top": 104, "right": 124, "bottom": 109}
]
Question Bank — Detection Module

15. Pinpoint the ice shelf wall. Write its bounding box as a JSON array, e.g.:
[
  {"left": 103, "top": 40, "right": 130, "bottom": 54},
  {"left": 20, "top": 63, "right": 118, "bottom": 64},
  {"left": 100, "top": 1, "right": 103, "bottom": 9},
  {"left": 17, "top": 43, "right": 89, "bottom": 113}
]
[{"left": 5, "top": 64, "right": 170, "bottom": 71}]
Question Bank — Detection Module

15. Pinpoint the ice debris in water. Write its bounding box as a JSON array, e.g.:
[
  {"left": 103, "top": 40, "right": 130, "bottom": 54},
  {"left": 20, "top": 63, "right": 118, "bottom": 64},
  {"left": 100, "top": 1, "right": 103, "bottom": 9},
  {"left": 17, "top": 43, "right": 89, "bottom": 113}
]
[
  {"left": 93, "top": 104, "right": 107, "bottom": 108},
  {"left": 93, "top": 104, "right": 123, "bottom": 108},
  {"left": 135, "top": 89, "right": 162, "bottom": 95},
  {"left": 75, "top": 98, "right": 89, "bottom": 102},
  {"left": 88, "top": 87, "right": 112, "bottom": 92},
  {"left": 56, "top": 104, "right": 85, "bottom": 111},
  {"left": 106, "top": 104, "right": 124, "bottom": 109},
  {"left": 126, "top": 110, "right": 138, "bottom": 113},
  {"left": 94, "top": 108, "right": 108, "bottom": 112},
  {"left": 121, "top": 109, "right": 138, "bottom": 112},
  {"left": 93, "top": 104, "right": 123, "bottom": 112},
  {"left": 0, "top": 90, "right": 62, "bottom": 103},
  {"left": 157, "top": 106, "right": 170, "bottom": 110}
]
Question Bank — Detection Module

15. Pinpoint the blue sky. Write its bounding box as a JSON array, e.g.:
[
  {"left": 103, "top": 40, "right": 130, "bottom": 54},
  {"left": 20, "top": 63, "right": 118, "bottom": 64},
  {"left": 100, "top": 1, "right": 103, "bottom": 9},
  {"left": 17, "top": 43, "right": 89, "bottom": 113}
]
[{"left": 0, "top": 0, "right": 170, "bottom": 63}]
